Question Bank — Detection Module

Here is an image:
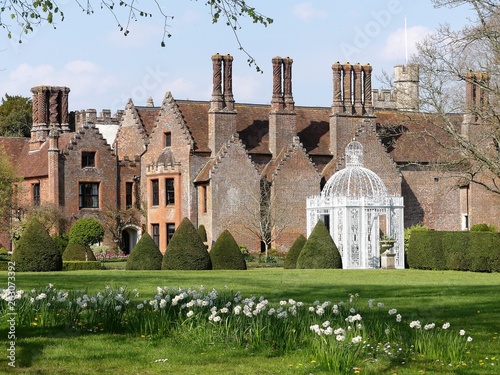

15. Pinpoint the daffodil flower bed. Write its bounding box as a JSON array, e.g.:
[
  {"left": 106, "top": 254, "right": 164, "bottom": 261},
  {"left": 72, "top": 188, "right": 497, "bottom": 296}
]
[{"left": 1, "top": 284, "right": 474, "bottom": 373}]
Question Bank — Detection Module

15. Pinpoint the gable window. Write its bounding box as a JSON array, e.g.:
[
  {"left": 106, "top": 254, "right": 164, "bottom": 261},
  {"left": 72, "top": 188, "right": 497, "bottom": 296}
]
[
  {"left": 152, "top": 224, "right": 160, "bottom": 246},
  {"left": 151, "top": 179, "right": 159, "bottom": 206},
  {"left": 166, "top": 178, "right": 175, "bottom": 205},
  {"left": 79, "top": 182, "right": 99, "bottom": 208},
  {"left": 166, "top": 223, "right": 175, "bottom": 245},
  {"left": 82, "top": 152, "right": 96, "bottom": 168},
  {"left": 125, "top": 182, "right": 133, "bottom": 209},
  {"left": 33, "top": 183, "right": 40, "bottom": 206},
  {"left": 164, "top": 132, "right": 172, "bottom": 147}
]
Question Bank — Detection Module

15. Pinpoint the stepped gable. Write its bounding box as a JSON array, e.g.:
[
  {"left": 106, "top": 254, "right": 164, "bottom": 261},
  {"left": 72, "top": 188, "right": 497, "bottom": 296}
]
[
  {"left": 152, "top": 92, "right": 194, "bottom": 149},
  {"left": 262, "top": 136, "right": 319, "bottom": 182},
  {"left": 62, "top": 123, "right": 114, "bottom": 155},
  {"left": 376, "top": 111, "right": 462, "bottom": 164},
  {"left": 194, "top": 134, "right": 254, "bottom": 183}
]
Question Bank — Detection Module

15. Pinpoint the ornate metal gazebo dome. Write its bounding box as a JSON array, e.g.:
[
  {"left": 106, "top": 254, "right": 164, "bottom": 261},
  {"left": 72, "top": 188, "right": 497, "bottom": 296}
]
[
  {"left": 321, "top": 141, "right": 388, "bottom": 201},
  {"left": 306, "top": 140, "right": 405, "bottom": 269}
]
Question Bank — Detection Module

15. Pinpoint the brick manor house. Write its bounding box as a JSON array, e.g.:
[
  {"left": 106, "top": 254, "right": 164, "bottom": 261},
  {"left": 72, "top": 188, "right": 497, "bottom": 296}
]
[{"left": 1, "top": 54, "right": 499, "bottom": 253}]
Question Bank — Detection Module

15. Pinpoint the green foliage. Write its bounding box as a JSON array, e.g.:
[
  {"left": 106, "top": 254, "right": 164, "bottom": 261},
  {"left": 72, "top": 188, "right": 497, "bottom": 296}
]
[
  {"left": 52, "top": 233, "right": 69, "bottom": 254},
  {"left": 0, "top": 146, "right": 20, "bottom": 227},
  {"left": 69, "top": 218, "right": 105, "bottom": 246},
  {"left": 209, "top": 229, "right": 246, "bottom": 270},
  {"left": 162, "top": 217, "right": 212, "bottom": 270},
  {"left": 126, "top": 232, "right": 163, "bottom": 270},
  {"left": 0, "top": 246, "right": 8, "bottom": 255},
  {"left": 62, "top": 243, "right": 96, "bottom": 262},
  {"left": 284, "top": 234, "right": 306, "bottom": 269},
  {"left": 63, "top": 261, "right": 101, "bottom": 271},
  {"left": 296, "top": 221, "right": 342, "bottom": 269},
  {"left": 0, "top": 94, "right": 32, "bottom": 137},
  {"left": 408, "top": 231, "right": 500, "bottom": 272},
  {"left": 470, "top": 223, "right": 496, "bottom": 232},
  {"left": 11, "top": 217, "right": 62, "bottom": 272},
  {"left": 404, "top": 223, "right": 428, "bottom": 252},
  {"left": 197, "top": 224, "right": 208, "bottom": 242}
]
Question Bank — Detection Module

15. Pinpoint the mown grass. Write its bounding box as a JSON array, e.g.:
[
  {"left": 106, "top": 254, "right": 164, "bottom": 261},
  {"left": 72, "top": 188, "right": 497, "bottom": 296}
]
[{"left": 1, "top": 269, "right": 499, "bottom": 374}]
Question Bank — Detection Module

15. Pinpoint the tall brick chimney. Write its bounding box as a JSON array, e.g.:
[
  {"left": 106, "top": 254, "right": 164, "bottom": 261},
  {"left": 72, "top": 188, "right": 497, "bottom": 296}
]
[
  {"left": 462, "top": 70, "right": 490, "bottom": 139},
  {"left": 30, "top": 86, "right": 70, "bottom": 151},
  {"left": 330, "top": 62, "right": 374, "bottom": 156},
  {"left": 208, "top": 54, "right": 237, "bottom": 156},
  {"left": 48, "top": 127, "right": 60, "bottom": 206},
  {"left": 269, "top": 56, "right": 296, "bottom": 158}
]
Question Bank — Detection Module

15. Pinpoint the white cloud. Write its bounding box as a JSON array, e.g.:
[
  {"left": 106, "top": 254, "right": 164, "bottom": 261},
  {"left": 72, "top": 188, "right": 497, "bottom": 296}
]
[
  {"left": 293, "top": 3, "right": 328, "bottom": 22},
  {"left": 380, "top": 25, "right": 432, "bottom": 61}
]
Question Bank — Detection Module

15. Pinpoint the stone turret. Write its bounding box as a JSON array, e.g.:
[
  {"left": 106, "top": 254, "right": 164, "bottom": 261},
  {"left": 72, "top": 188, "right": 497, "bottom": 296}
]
[{"left": 394, "top": 64, "right": 419, "bottom": 112}]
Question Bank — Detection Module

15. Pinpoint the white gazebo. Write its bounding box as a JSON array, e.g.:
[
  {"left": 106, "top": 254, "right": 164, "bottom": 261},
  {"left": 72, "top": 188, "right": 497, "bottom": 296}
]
[{"left": 306, "top": 141, "right": 405, "bottom": 269}]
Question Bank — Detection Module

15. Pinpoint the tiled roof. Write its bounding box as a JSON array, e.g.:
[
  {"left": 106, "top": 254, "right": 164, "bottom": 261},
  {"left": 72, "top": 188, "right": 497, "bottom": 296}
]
[{"left": 136, "top": 106, "right": 160, "bottom": 136}]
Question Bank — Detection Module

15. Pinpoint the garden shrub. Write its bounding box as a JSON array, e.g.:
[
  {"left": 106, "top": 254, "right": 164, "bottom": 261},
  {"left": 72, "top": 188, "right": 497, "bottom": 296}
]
[
  {"left": 284, "top": 234, "right": 306, "bottom": 269},
  {"left": 470, "top": 223, "right": 496, "bottom": 232},
  {"left": 63, "top": 261, "right": 101, "bottom": 271},
  {"left": 442, "top": 231, "right": 470, "bottom": 271},
  {"left": 11, "top": 218, "right": 62, "bottom": 272},
  {"left": 126, "top": 232, "right": 163, "bottom": 270},
  {"left": 197, "top": 224, "right": 208, "bottom": 242},
  {"left": 209, "top": 229, "right": 246, "bottom": 270},
  {"left": 162, "top": 217, "right": 212, "bottom": 270},
  {"left": 62, "top": 243, "right": 97, "bottom": 262},
  {"left": 468, "top": 232, "right": 500, "bottom": 272},
  {"left": 68, "top": 217, "right": 105, "bottom": 246},
  {"left": 52, "top": 234, "right": 69, "bottom": 254},
  {"left": 296, "top": 221, "right": 342, "bottom": 269},
  {"left": 406, "top": 231, "right": 444, "bottom": 270}
]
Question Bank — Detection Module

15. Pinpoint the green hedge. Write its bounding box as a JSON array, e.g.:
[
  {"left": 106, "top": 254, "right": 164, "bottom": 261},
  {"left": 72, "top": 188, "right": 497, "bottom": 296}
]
[
  {"left": 63, "top": 261, "right": 102, "bottom": 271},
  {"left": 407, "top": 231, "right": 500, "bottom": 272}
]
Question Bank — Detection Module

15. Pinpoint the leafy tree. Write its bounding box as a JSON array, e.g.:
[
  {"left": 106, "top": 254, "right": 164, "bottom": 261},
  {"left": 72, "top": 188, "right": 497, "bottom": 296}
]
[
  {"left": 470, "top": 223, "right": 497, "bottom": 232},
  {"left": 126, "top": 232, "right": 163, "bottom": 270},
  {"left": 411, "top": 0, "right": 500, "bottom": 195},
  {"left": 0, "top": 146, "right": 20, "bottom": 237},
  {"left": 62, "top": 243, "right": 97, "bottom": 261},
  {"left": 0, "top": 94, "right": 32, "bottom": 137},
  {"left": 296, "top": 220, "right": 342, "bottom": 269},
  {"left": 284, "top": 234, "right": 306, "bottom": 269},
  {"left": 209, "top": 229, "right": 246, "bottom": 270},
  {"left": 11, "top": 217, "right": 62, "bottom": 271},
  {"left": 0, "top": 1, "right": 272, "bottom": 71},
  {"left": 68, "top": 217, "right": 105, "bottom": 246},
  {"left": 162, "top": 217, "right": 212, "bottom": 270}
]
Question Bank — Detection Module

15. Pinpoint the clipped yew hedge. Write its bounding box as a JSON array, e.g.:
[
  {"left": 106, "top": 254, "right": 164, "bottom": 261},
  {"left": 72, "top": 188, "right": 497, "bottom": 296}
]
[
  {"left": 296, "top": 220, "right": 342, "bottom": 269},
  {"left": 11, "top": 218, "right": 62, "bottom": 272},
  {"left": 284, "top": 234, "right": 307, "bottom": 269},
  {"left": 407, "top": 230, "right": 500, "bottom": 272},
  {"left": 62, "top": 243, "right": 97, "bottom": 262},
  {"left": 63, "top": 261, "right": 101, "bottom": 271},
  {"left": 209, "top": 230, "right": 246, "bottom": 270},
  {"left": 126, "top": 232, "right": 163, "bottom": 270},
  {"left": 162, "top": 218, "right": 212, "bottom": 270}
]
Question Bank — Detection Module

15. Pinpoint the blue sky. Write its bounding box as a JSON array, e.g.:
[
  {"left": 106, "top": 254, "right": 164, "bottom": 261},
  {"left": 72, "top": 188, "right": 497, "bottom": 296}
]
[{"left": 0, "top": 1, "right": 476, "bottom": 112}]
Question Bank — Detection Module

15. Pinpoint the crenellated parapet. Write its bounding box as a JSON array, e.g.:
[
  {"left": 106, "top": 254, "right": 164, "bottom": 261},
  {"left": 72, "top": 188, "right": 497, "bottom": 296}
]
[
  {"left": 371, "top": 89, "right": 397, "bottom": 110},
  {"left": 74, "top": 108, "right": 124, "bottom": 130}
]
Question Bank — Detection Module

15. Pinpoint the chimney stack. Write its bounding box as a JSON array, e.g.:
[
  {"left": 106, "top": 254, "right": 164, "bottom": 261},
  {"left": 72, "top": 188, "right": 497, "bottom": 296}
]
[{"left": 208, "top": 54, "right": 237, "bottom": 155}]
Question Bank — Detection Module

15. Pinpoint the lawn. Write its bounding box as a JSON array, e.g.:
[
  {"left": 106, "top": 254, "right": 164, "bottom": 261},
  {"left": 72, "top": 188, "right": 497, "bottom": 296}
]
[{"left": 1, "top": 268, "right": 499, "bottom": 374}]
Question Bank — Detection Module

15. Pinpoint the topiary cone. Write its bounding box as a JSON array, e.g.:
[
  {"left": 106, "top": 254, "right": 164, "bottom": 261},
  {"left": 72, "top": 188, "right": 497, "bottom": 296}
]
[{"left": 296, "top": 220, "right": 342, "bottom": 269}]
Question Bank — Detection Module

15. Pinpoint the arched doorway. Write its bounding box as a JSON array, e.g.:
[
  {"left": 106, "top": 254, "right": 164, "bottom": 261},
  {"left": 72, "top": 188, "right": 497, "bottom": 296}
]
[{"left": 121, "top": 225, "right": 141, "bottom": 254}]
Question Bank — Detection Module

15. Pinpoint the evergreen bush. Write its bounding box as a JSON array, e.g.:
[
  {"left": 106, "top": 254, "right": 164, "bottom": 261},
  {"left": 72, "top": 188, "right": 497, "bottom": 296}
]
[
  {"left": 62, "top": 243, "right": 97, "bottom": 262},
  {"left": 68, "top": 218, "right": 105, "bottom": 246},
  {"left": 11, "top": 218, "right": 62, "bottom": 272},
  {"left": 126, "top": 232, "right": 163, "bottom": 270},
  {"left": 470, "top": 223, "right": 496, "bottom": 232},
  {"left": 406, "top": 231, "right": 443, "bottom": 270},
  {"left": 284, "top": 234, "right": 306, "bottom": 269},
  {"left": 469, "top": 232, "right": 499, "bottom": 272},
  {"left": 296, "top": 221, "right": 342, "bottom": 269},
  {"left": 162, "top": 217, "right": 212, "bottom": 270},
  {"left": 442, "top": 231, "right": 470, "bottom": 271},
  {"left": 197, "top": 224, "right": 208, "bottom": 242},
  {"left": 53, "top": 234, "right": 69, "bottom": 254},
  {"left": 209, "top": 229, "right": 246, "bottom": 270}
]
